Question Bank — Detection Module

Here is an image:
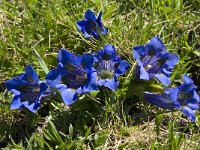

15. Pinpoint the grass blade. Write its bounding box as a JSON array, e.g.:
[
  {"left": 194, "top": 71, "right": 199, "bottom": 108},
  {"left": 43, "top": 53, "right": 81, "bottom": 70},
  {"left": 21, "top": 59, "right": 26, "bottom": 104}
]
[{"left": 33, "top": 48, "right": 49, "bottom": 74}]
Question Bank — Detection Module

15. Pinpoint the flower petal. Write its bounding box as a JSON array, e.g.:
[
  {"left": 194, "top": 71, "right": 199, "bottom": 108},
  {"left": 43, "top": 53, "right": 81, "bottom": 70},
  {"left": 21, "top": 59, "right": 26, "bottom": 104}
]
[
  {"left": 162, "top": 67, "right": 172, "bottom": 75},
  {"left": 55, "top": 83, "right": 67, "bottom": 91},
  {"left": 103, "top": 44, "right": 117, "bottom": 60},
  {"left": 81, "top": 71, "right": 98, "bottom": 93},
  {"left": 96, "top": 12, "right": 108, "bottom": 34},
  {"left": 132, "top": 45, "right": 147, "bottom": 59},
  {"left": 97, "top": 78, "right": 119, "bottom": 91},
  {"left": 187, "top": 103, "right": 199, "bottom": 110},
  {"left": 39, "top": 82, "right": 49, "bottom": 94},
  {"left": 179, "top": 75, "right": 197, "bottom": 93},
  {"left": 137, "top": 59, "right": 149, "bottom": 80},
  {"left": 115, "top": 60, "right": 130, "bottom": 77},
  {"left": 83, "top": 31, "right": 93, "bottom": 38},
  {"left": 96, "top": 12, "right": 102, "bottom": 25},
  {"left": 102, "top": 27, "right": 108, "bottom": 34},
  {"left": 57, "top": 49, "right": 75, "bottom": 66},
  {"left": 165, "top": 53, "right": 179, "bottom": 68},
  {"left": 76, "top": 20, "right": 87, "bottom": 32},
  {"left": 84, "top": 9, "right": 96, "bottom": 21},
  {"left": 46, "top": 67, "right": 64, "bottom": 87},
  {"left": 146, "top": 37, "right": 166, "bottom": 54},
  {"left": 24, "top": 64, "right": 38, "bottom": 83},
  {"left": 192, "top": 90, "right": 200, "bottom": 102},
  {"left": 11, "top": 89, "right": 20, "bottom": 95},
  {"left": 76, "top": 20, "right": 92, "bottom": 38},
  {"left": 22, "top": 100, "right": 40, "bottom": 113},
  {"left": 74, "top": 55, "right": 82, "bottom": 66},
  {"left": 10, "top": 95, "right": 22, "bottom": 109},
  {"left": 59, "top": 88, "right": 78, "bottom": 105},
  {"left": 4, "top": 74, "right": 25, "bottom": 90},
  {"left": 82, "top": 53, "right": 94, "bottom": 71},
  {"left": 169, "top": 87, "right": 179, "bottom": 102},
  {"left": 181, "top": 106, "right": 196, "bottom": 122},
  {"left": 183, "top": 74, "right": 194, "bottom": 84},
  {"left": 154, "top": 73, "right": 171, "bottom": 86}
]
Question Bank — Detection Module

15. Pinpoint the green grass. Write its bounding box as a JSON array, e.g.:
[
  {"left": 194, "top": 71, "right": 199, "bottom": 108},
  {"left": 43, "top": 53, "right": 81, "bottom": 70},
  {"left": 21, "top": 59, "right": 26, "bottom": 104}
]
[{"left": 0, "top": 0, "right": 200, "bottom": 149}]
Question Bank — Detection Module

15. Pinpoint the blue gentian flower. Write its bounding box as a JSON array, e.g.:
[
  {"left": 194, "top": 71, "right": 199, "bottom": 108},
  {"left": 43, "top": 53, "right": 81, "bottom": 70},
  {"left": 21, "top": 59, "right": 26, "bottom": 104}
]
[
  {"left": 143, "top": 74, "right": 200, "bottom": 122},
  {"left": 144, "top": 88, "right": 180, "bottom": 109},
  {"left": 4, "top": 65, "right": 49, "bottom": 112},
  {"left": 46, "top": 49, "right": 98, "bottom": 105},
  {"left": 76, "top": 9, "right": 108, "bottom": 39},
  {"left": 93, "top": 44, "right": 130, "bottom": 91},
  {"left": 177, "top": 74, "right": 200, "bottom": 121},
  {"left": 133, "top": 37, "right": 179, "bottom": 86}
]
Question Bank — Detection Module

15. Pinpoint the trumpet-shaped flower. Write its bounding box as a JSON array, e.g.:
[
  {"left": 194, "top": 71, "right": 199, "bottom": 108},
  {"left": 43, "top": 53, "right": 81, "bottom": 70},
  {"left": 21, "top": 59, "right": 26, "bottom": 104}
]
[
  {"left": 144, "top": 88, "right": 180, "bottom": 109},
  {"left": 144, "top": 74, "right": 200, "bottom": 122},
  {"left": 4, "top": 65, "right": 49, "bottom": 112},
  {"left": 94, "top": 44, "right": 130, "bottom": 91},
  {"left": 133, "top": 37, "right": 179, "bottom": 86},
  {"left": 177, "top": 74, "right": 200, "bottom": 121},
  {"left": 46, "top": 49, "right": 98, "bottom": 105},
  {"left": 76, "top": 9, "right": 108, "bottom": 39}
]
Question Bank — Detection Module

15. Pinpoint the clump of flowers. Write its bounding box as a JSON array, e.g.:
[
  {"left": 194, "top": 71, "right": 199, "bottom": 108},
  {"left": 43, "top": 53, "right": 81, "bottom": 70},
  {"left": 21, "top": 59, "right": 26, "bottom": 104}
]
[
  {"left": 4, "top": 9, "right": 200, "bottom": 123},
  {"left": 76, "top": 9, "right": 108, "bottom": 39},
  {"left": 144, "top": 74, "right": 200, "bottom": 122}
]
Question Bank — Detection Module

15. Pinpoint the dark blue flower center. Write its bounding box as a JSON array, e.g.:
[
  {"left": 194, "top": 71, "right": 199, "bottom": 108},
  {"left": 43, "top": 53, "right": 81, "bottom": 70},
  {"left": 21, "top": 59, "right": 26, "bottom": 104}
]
[
  {"left": 19, "top": 84, "right": 40, "bottom": 102},
  {"left": 89, "top": 20, "right": 102, "bottom": 34},
  {"left": 61, "top": 64, "right": 88, "bottom": 89},
  {"left": 142, "top": 54, "right": 165, "bottom": 74},
  {"left": 178, "top": 92, "right": 191, "bottom": 105},
  {"left": 94, "top": 60, "right": 115, "bottom": 80},
  {"left": 178, "top": 92, "right": 191, "bottom": 101}
]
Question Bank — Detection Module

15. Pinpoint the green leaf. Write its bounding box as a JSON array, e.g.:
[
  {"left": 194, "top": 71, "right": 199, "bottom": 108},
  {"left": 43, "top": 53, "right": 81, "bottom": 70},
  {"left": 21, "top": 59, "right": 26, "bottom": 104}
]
[
  {"left": 194, "top": 50, "right": 200, "bottom": 57},
  {"left": 90, "top": 91, "right": 99, "bottom": 97},
  {"left": 33, "top": 48, "right": 49, "bottom": 74},
  {"left": 195, "top": 62, "right": 200, "bottom": 67},
  {"left": 155, "top": 114, "right": 163, "bottom": 138},
  {"left": 94, "top": 132, "right": 107, "bottom": 146},
  {"left": 44, "top": 118, "right": 64, "bottom": 145},
  {"left": 69, "top": 124, "right": 73, "bottom": 140}
]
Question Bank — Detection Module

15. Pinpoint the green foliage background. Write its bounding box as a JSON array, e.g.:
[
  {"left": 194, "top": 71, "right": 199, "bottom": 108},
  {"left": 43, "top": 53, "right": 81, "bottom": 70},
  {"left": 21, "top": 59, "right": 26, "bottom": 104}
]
[{"left": 0, "top": 0, "right": 200, "bottom": 149}]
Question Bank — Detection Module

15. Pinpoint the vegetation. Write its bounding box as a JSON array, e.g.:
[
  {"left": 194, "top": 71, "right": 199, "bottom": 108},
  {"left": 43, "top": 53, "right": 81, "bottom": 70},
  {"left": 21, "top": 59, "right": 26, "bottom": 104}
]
[{"left": 0, "top": 0, "right": 200, "bottom": 149}]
